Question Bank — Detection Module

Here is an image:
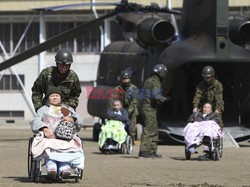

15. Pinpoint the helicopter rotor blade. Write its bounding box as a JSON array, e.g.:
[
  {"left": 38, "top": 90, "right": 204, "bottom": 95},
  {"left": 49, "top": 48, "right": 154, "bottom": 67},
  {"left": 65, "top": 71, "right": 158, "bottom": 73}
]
[
  {"left": 32, "top": 1, "right": 181, "bottom": 15},
  {"left": 0, "top": 11, "right": 117, "bottom": 71},
  {"left": 33, "top": 2, "right": 122, "bottom": 12}
]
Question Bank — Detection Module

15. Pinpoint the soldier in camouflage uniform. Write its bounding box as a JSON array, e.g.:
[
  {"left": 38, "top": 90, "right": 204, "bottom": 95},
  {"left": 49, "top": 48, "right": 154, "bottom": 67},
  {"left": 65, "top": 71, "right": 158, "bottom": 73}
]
[
  {"left": 112, "top": 69, "right": 138, "bottom": 141},
  {"left": 193, "top": 66, "right": 224, "bottom": 128},
  {"left": 138, "top": 64, "right": 169, "bottom": 159},
  {"left": 32, "top": 48, "right": 81, "bottom": 112}
]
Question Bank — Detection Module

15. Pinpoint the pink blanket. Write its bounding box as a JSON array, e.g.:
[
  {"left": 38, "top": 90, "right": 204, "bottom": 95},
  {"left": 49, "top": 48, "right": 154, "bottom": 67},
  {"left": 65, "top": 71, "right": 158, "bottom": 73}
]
[
  {"left": 183, "top": 120, "right": 223, "bottom": 148},
  {"left": 32, "top": 132, "right": 82, "bottom": 158}
]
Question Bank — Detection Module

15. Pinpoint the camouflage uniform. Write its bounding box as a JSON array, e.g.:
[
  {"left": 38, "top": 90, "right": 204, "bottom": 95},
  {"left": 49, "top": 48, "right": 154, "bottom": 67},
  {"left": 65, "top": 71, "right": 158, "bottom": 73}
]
[
  {"left": 113, "top": 84, "right": 138, "bottom": 139},
  {"left": 139, "top": 75, "right": 167, "bottom": 155},
  {"left": 32, "top": 66, "right": 81, "bottom": 111},
  {"left": 193, "top": 78, "right": 224, "bottom": 127}
]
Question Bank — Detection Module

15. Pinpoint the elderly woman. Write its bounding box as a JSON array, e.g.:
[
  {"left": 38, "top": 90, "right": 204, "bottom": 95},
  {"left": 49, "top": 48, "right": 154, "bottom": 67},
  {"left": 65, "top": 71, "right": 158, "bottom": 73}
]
[
  {"left": 183, "top": 102, "right": 223, "bottom": 155},
  {"left": 30, "top": 86, "right": 84, "bottom": 179}
]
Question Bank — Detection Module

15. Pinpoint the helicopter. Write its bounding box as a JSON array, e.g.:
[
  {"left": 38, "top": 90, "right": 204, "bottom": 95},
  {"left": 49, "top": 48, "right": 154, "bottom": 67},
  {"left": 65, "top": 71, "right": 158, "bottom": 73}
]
[
  {"left": 88, "top": 0, "right": 250, "bottom": 145},
  {"left": 1, "top": 0, "right": 250, "bottom": 145}
]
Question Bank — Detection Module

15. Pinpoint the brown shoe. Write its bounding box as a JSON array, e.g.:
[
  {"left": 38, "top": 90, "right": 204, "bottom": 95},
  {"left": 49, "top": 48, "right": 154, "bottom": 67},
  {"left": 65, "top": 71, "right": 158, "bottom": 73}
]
[
  {"left": 47, "top": 168, "right": 57, "bottom": 179},
  {"left": 61, "top": 169, "right": 71, "bottom": 179}
]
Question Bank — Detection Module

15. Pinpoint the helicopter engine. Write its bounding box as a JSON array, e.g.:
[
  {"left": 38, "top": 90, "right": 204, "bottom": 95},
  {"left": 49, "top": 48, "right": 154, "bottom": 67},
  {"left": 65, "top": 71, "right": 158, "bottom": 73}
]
[
  {"left": 229, "top": 17, "right": 250, "bottom": 46},
  {"left": 116, "top": 13, "right": 175, "bottom": 48},
  {"left": 136, "top": 17, "right": 175, "bottom": 47}
]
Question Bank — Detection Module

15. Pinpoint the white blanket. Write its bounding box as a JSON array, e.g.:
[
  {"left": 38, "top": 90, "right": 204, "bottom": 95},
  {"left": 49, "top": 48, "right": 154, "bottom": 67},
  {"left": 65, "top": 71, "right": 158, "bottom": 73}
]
[
  {"left": 32, "top": 132, "right": 84, "bottom": 169},
  {"left": 183, "top": 120, "right": 223, "bottom": 148}
]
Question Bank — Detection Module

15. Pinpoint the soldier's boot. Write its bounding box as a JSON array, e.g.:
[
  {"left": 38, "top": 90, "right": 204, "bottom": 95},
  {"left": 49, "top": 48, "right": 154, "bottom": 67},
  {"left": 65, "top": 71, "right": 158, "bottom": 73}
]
[
  {"left": 138, "top": 152, "right": 154, "bottom": 159},
  {"left": 153, "top": 153, "right": 162, "bottom": 158}
]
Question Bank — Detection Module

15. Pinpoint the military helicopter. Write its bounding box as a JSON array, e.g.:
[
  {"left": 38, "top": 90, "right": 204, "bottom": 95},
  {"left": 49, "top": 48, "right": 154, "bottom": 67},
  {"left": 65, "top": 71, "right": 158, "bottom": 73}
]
[
  {"left": 88, "top": 0, "right": 250, "bottom": 144},
  {"left": 1, "top": 0, "right": 250, "bottom": 145}
]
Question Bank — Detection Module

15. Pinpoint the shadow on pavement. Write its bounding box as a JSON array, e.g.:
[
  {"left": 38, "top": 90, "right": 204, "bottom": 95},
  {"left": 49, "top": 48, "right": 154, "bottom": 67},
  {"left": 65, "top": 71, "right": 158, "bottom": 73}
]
[{"left": 3, "top": 176, "right": 78, "bottom": 183}]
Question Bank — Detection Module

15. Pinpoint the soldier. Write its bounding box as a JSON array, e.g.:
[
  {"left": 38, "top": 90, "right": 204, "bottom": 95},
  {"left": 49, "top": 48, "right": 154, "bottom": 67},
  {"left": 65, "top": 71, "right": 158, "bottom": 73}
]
[
  {"left": 31, "top": 48, "right": 81, "bottom": 112},
  {"left": 193, "top": 66, "right": 224, "bottom": 128},
  {"left": 138, "top": 64, "right": 169, "bottom": 159},
  {"left": 112, "top": 69, "right": 138, "bottom": 141}
]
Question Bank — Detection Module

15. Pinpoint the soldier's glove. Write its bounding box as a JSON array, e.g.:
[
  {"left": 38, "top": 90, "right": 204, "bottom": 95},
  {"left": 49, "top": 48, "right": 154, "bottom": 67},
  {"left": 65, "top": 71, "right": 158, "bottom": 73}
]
[
  {"left": 215, "top": 110, "right": 220, "bottom": 114},
  {"left": 128, "top": 109, "right": 133, "bottom": 116},
  {"left": 193, "top": 108, "right": 198, "bottom": 113}
]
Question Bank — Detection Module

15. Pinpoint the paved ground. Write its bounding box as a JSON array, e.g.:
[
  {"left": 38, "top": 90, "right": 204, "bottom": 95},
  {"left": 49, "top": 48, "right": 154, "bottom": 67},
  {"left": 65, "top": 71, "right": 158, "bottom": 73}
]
[{"left": 0, "top": 125, "right": 250, "bottom": 187}]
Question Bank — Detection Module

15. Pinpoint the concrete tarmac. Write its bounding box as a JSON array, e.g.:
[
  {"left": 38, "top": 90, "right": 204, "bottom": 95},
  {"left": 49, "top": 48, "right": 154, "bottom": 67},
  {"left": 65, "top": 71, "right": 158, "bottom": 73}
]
[{"left": 0, "top": 125, "right": 250, "bottom": 187}]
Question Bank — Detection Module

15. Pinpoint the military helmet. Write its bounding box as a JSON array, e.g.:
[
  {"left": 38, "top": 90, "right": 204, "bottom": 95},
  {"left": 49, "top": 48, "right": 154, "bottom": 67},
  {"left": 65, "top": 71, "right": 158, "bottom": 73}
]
[
  {"left": 152, "top": 64, "right": 168, "bottom": 79},
  {"left": 201, "top": 66, "right": 215, "bottom": 77},
  {"left": 55, "top": 48, "right": 73, "bottom": 64},
  {"left": 121, "top": 70, "right": 132, "bottom": 79}
]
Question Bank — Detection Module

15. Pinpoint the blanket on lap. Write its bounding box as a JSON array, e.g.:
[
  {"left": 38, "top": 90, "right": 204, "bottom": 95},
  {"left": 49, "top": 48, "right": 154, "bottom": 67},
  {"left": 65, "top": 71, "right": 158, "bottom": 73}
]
[
  {"left": 183, "top": 120, "right": 223, "bottom": 148},
  {"left": 98, "top": 120, "right": 127, "bottom": 148}
]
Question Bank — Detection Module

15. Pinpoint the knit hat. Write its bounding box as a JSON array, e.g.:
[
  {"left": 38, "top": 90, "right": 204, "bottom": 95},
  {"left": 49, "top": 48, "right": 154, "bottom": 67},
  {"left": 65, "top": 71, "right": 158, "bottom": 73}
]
[{"left": 46, "top": 86, "right": 63, "bottom": 99}]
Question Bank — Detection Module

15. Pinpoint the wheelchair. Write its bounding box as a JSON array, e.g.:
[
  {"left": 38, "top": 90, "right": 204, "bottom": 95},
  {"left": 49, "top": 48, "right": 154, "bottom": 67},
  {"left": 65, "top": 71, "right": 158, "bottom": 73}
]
[
  {"left": 98, "top": 121, "right": 133, "bottom": 154},
  {"left": 99, "top": 135, "right": 133, "bottom": 154},
  {"left": 28, "top": 136, "right": 83, "bottom": 183},
  {"left": 185, "top": 137, "right": 223, "bottom": 161}
]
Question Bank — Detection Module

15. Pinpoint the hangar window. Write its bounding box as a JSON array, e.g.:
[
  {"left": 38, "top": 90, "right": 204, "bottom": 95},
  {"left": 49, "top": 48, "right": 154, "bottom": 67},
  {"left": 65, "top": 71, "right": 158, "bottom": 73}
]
[
  {"left": 0, "top": 75, "right": 24, "bottom": 90},
  {"left": 0, "top": 23, "right": 39, "bottom": 54},
  {"left": 0, "top": 19, "right": 124, "bottom": 54},
  {"left": 13, "top": 23, "right": 39, "bottom": 53},
  {"left": 0, "top": 111, "right": 24, "bottom": 118},
  {"left": 47, "top": 22, "right": 75, "bottom": 53},
  {"left": 0, "top": 23, "right": 11, "bottom": 53},
  {"left": 76, "top": 22, "right": 100, "bottom": 52}
]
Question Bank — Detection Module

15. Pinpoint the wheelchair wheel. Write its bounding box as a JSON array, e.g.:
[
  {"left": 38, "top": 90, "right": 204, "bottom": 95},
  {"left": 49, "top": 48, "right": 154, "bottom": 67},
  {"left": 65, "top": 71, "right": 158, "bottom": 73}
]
[
  {"left": 126, "top": 135, "right": 133, "bottom": 154},
  {"left": 93, "top": 123, "right": 101, "bottom": 141},
  {"left": 211, "top": 139, "right": 221, "bottom": 161},
  {"left": 219, "top": 138, "right": 223, "bottom": 158},
  {"left": 185, "top": 148, "right": 191, "bottom": 160},
  {"left": 121, "top": 144, "right": 127, "bottom": 154},
  {"left": 33, "top": 160, "right": 40, "bottom": 183},
  {"left": 75, "top": 169, "right": 83, "bottom": 182},
  {"left": 214, "top": 147, "right": 220, "bottom": 161},
  {"left": 28, "top": 137, "right": 35, "bottom": 179}
]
